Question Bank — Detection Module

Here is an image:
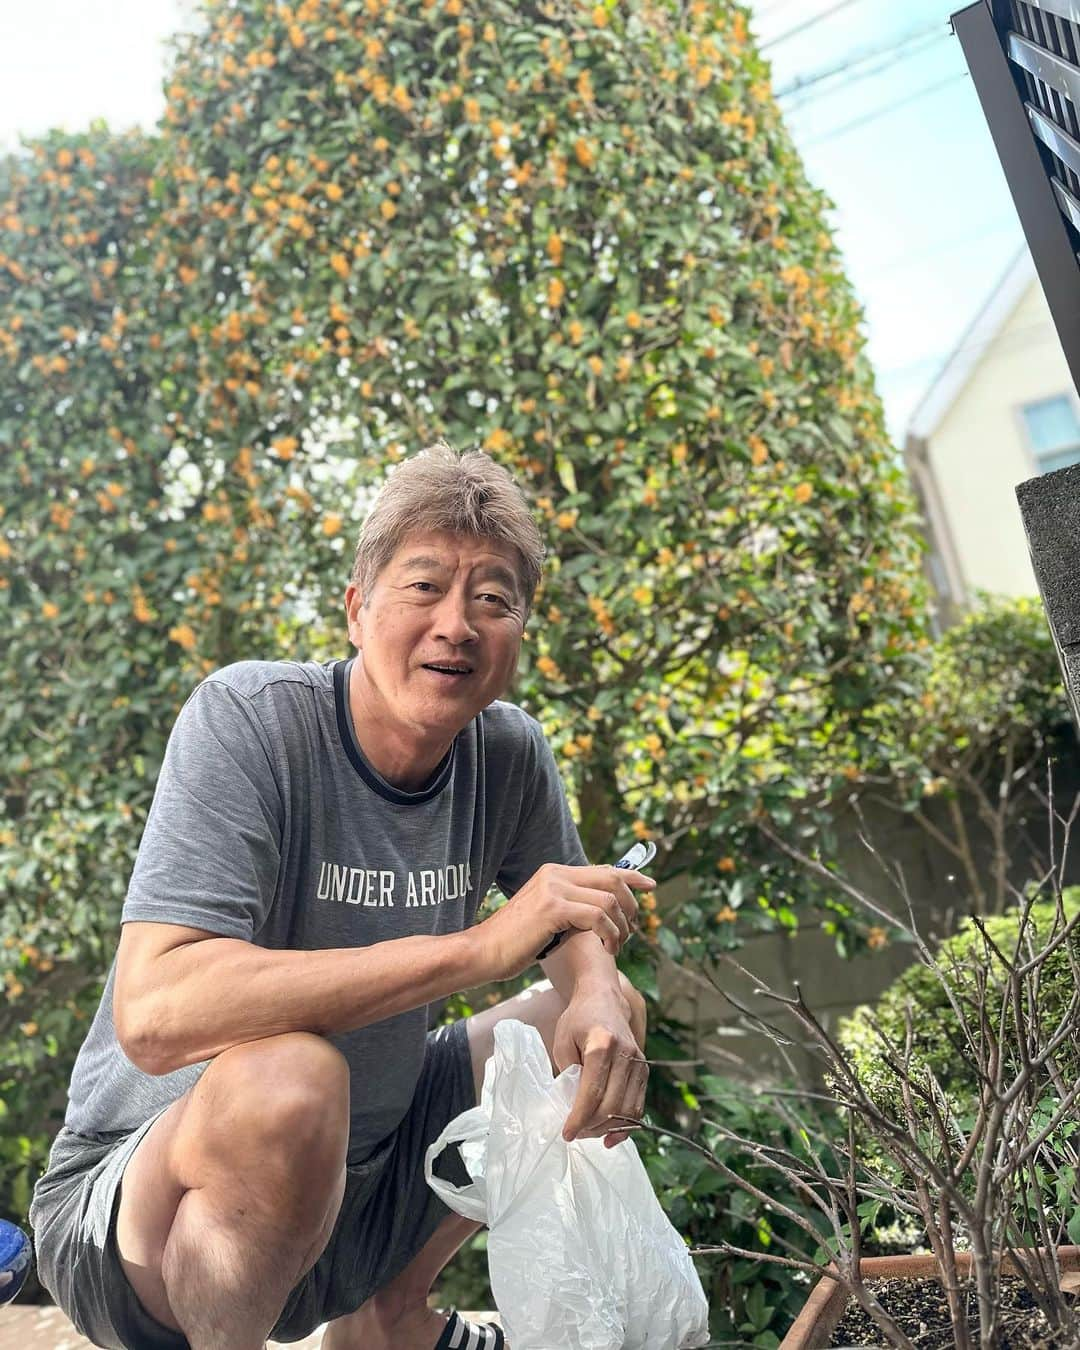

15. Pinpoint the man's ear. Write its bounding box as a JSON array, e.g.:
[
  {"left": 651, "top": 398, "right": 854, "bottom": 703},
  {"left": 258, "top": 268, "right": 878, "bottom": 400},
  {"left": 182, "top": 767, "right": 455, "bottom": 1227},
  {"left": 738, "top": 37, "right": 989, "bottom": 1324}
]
[{"left": 344, "top": 582, "right": 364, "bottom": 647}]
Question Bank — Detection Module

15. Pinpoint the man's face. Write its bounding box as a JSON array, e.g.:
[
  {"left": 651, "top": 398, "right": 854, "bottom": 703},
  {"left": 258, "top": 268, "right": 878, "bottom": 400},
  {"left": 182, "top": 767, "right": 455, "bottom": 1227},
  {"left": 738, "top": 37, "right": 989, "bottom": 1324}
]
[{"left": 344, "top": 529, "right": 527, "bottom": 745}]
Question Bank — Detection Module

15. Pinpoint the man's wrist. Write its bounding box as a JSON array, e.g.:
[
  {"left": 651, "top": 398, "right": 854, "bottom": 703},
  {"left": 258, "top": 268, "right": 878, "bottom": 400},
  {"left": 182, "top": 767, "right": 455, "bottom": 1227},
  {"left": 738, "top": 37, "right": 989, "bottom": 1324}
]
[
  {"left": 543, "top": 930, "right": 623, "bottom": 1000},
  {"left": 458, "top": 924, "right": 499, "bottom": 988}
]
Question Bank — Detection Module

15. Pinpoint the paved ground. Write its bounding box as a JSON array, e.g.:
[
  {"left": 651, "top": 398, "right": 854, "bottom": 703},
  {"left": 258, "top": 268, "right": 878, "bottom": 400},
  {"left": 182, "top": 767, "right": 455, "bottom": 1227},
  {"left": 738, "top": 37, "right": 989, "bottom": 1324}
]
[
  {"left": 0, "top": 1305, "right": 325, "bottom": 1348},
  {"left": 0, "top": 1305, "right": 502, "bottom": 1349}
]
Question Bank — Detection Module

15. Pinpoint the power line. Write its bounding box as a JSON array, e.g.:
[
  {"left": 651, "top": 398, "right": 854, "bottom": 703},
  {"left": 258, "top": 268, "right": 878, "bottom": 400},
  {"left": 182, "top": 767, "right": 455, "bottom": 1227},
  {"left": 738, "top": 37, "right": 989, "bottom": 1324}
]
[
  {"left": 782, "top": 33, "right": 949, "bottom": 116},
  {"left": 777, "top": 21, "right": 949, "bottom": 102},
  {"left": 759, "top": 0, "right": 863, "bottom": 51},
  {"left": 801, "top": 70, "right": 968, "bottom": 147}
]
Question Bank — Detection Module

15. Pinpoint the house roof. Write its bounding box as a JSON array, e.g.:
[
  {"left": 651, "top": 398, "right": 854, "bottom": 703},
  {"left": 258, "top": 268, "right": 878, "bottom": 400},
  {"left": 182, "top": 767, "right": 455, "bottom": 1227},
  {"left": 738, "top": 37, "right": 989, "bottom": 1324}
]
[{"left": 905, "top": 246, "right": 1036, "bottom": 446}]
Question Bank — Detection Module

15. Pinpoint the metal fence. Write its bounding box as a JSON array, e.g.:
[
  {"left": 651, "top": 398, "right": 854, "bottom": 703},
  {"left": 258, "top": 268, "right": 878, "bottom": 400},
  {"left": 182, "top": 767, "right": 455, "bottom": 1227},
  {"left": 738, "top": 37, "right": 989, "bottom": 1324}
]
[{"left": 953, "top": 0, "right": 1080, "bottom": 395}]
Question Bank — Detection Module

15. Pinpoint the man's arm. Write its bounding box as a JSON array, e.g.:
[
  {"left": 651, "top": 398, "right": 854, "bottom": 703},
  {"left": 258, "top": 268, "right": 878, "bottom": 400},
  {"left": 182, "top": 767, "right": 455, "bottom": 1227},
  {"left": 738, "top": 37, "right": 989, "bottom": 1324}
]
[
  {"left": 115, "top": 921, "right": 485, "bottom": 1076},
  {"left": 539, "top": 917, "right": 651, "bottom": 1148},
  {"left": 116, "top": 862, "right": 640, "bottom": 1076}
]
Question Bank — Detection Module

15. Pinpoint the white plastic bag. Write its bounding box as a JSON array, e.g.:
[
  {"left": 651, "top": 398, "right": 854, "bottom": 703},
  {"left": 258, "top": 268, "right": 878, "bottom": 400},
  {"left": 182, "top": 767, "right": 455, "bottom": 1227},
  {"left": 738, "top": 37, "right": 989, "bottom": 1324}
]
[{"left": 425, "top": 1018, "right": 711, "bottom": 1350}]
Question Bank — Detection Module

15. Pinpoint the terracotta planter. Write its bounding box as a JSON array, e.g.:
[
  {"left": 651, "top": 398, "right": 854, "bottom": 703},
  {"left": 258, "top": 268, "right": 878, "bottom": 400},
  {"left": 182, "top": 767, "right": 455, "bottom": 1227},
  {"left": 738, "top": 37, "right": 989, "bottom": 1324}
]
[{"left": 779, "top": 1246, "right": 1080, "bottom": 1350}]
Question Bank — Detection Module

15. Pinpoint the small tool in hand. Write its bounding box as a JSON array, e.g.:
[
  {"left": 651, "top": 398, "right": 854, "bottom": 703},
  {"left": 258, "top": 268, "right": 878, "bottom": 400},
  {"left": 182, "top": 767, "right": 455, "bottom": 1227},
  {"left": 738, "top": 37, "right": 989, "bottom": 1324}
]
[{"left": 536, "top": 839, "right": 658, "bottom": 960}]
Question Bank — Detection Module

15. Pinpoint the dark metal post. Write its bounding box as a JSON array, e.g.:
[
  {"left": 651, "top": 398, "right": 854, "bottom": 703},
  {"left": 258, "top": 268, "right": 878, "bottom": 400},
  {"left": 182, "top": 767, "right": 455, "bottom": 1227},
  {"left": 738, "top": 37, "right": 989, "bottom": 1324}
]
[
  {"left": 953, "top": 1, "right": 1080, "bottom": 396},
  {"left": 1016, "top": 463, "right": 1080, "bottom": 742}
]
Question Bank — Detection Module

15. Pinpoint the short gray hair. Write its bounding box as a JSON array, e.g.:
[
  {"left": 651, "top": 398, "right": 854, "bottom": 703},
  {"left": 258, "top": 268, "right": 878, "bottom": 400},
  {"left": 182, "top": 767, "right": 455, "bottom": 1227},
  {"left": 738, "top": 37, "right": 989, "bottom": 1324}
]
[{"left": 351, "top": 440, "right": 545, "bottom": 615}]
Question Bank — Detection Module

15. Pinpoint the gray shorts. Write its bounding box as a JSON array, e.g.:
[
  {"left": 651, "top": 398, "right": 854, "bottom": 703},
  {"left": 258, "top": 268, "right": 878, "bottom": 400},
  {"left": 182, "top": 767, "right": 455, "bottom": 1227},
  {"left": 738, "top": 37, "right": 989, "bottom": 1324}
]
[{"left": 28, "top": 1021, "right": 476, "bottom": 1348}]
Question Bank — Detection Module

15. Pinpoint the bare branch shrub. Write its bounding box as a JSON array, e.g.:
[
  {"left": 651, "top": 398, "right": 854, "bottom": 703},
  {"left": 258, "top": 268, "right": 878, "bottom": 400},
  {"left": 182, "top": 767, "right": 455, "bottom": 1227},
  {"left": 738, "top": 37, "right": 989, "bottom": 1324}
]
[{"left": 622, "top": 786, "right": 1080, "bottom": 1350}]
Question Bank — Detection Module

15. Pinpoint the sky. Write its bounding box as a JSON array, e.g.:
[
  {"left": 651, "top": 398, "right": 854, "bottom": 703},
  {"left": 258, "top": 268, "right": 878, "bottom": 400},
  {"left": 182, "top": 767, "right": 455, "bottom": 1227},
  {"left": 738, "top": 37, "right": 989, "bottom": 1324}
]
[{"left": 0, "top": 0, "right": 1036, "bottom": 442}]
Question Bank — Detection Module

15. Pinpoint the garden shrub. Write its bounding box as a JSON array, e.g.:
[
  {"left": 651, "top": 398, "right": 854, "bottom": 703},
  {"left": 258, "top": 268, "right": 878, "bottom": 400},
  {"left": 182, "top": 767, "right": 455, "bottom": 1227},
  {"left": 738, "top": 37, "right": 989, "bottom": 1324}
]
[
  {"left": 838, "top": 888, "right": 1080, "bottom": 1243},
  {"left": 856, "top": 596, "right": 1075, "bottom": 917}
]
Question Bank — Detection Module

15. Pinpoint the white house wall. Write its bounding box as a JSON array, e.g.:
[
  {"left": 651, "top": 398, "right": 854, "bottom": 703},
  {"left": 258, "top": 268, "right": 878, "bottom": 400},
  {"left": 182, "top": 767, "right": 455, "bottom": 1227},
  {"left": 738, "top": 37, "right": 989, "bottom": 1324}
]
[{"left": 928, "top": 279, "right": 1071, "bottom": 599}]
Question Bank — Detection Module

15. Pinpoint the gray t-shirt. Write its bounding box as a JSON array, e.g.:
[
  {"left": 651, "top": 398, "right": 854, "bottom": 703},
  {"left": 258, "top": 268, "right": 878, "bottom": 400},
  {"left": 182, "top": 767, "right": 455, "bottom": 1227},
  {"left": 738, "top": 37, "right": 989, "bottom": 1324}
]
[{"left": 64, "top": 658, "right": 587, "bottom": 1162}]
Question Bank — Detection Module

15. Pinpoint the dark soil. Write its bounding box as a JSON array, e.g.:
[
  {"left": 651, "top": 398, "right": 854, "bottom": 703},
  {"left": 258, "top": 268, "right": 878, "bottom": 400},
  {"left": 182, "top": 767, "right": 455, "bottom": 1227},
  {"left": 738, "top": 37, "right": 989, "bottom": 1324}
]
[{"left": 830, "top": 1276, "right": 1080, "bottom": 1350}]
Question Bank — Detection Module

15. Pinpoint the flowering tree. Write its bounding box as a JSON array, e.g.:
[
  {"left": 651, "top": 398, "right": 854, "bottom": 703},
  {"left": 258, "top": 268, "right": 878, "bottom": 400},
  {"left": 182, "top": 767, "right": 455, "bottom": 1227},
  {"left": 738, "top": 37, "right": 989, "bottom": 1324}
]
[{"left": 146, "top": 0, "right": 928, "bottom": 940}]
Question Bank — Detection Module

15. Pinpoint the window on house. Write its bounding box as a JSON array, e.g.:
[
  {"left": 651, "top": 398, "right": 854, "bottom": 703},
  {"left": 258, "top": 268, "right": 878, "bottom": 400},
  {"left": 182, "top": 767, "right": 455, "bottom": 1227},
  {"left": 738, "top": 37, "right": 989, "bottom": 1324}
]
[{"left": 1020, "top": 394, "right": 1080, "bottom": 473}]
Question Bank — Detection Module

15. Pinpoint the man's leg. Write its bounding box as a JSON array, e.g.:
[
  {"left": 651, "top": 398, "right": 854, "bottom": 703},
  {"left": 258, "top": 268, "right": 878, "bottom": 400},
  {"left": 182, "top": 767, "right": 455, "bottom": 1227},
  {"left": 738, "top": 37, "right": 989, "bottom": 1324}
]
[
  {"left": 322, "top": 981, "right": 570, "bottom": 1350},
  {"left": 113, "top": 1031, "right": 350, "bottom": 1350}
]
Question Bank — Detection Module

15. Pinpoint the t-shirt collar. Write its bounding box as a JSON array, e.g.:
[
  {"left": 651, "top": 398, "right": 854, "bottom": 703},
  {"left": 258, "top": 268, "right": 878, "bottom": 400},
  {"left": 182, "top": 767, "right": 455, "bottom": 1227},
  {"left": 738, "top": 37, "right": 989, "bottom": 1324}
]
[{"left": 333, "top": 658, "right": 457, "bottom": 805}]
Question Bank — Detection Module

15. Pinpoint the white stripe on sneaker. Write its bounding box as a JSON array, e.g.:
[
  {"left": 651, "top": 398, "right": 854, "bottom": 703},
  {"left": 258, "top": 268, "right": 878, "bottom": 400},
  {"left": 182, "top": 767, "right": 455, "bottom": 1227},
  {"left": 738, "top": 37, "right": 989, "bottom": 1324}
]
[
  {"left": 465, "top": 1322, "right": 481, "bottom": 1350},
  {"left": 448, "top": 1314, "right": 467, "bottom": 1350}
]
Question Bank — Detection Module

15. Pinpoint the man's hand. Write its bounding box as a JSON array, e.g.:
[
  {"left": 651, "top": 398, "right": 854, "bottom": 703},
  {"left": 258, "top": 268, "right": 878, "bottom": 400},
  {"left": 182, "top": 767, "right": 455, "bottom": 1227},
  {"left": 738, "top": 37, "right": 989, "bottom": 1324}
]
[
  {"left": 555, "top": 975, "right": 649, "bottom": 1148},
  {"left": 472, "top": 863, "right": 655, "bottom": 982}
]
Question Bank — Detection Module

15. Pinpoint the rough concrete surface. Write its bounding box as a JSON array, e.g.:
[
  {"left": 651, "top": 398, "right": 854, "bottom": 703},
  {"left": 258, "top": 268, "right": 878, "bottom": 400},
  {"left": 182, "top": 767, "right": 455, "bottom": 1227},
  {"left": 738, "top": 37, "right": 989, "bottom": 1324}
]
[
  {"left": 1016, "top": 461, "right": 1080, "bottom": 737},
  {"left": 1016, "top": 460, "right": 1080, "bottom": 646},
  {"left": 0, "top": 1306, "right": 501, "bottom": 1349}
]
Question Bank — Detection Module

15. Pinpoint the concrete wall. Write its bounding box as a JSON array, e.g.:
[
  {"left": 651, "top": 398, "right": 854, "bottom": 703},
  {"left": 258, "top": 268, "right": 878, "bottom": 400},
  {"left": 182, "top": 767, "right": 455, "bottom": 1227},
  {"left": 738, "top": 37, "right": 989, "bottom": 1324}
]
[
  {"left": 658, "top": 755, "right": 1080, "bottom": 1082},
  {"left": 928, "top": 279, "right": 1076, "bottom": 599}
]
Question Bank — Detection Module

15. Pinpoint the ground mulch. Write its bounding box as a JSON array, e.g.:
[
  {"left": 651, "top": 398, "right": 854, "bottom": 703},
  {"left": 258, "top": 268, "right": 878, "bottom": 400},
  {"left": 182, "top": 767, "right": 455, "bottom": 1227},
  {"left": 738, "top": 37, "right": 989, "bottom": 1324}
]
[{"left": 830, "top": 1275, "right": 1079, "bottom": 1349}]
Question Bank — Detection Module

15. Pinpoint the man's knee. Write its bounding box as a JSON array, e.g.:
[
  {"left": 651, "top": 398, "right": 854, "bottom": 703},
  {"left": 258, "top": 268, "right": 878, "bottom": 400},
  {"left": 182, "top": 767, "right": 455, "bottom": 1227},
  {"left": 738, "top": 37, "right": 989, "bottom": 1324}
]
[
  {"left": 464, "top": 980, "right": 567, "bottom": 1098},
  {"left": 175, "top": 1031, "right": 351, "bottom": 1193},
  {"left": 114, "top": 1034, "right": 349, "bottom": 1335}
]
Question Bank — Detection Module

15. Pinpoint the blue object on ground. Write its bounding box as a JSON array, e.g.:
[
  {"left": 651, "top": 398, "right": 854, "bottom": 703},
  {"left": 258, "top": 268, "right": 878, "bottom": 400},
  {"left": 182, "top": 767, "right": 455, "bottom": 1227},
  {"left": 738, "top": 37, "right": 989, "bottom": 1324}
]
[{"left": 0, "top": 1219, "right": 31, "bottom": 1304}]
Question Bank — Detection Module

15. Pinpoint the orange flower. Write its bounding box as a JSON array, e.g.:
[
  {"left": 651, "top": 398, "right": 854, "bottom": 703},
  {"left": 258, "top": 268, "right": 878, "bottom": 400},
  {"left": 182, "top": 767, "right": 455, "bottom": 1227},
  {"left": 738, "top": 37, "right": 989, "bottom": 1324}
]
[
  {"left": 42, "top": 600, "right": 60, "bottom": 619},
  {"left": 794, "top": 481, "right": 813, "bottom": 504},
  {"left": 272, "top": 435, "right": 299, "bottom": 460},
  {"left": 326, "top": 183, "right": 344, "bottom": 202},
  {"left": 568, "top": 319, "right": 584, "bottom": 344},
  {"left": 573, "top": 138, "right": 595, "bottom": 169},
  {"left": 169, "top": 623, "right": 197, "bottom": 651},
  {"left": 546, "top": 232, "right": 563, "bottom": 265},
  {"left": 632, "top": 819, "right": 650, "bottom": 841},
  {"left": 626, "top": 311, "right": 642, "bottom": 330},
  {"left": 322, "top": 514, "right": 343, "bottom": 537},
  {"left": 716, "top": 856, "right": 736, "bottom": 873},
  {"left": 536, "top": 655, "right": 561, "bottom": 680},
  {"left": 547, "top": 277, "right": 565, "bottom": 308},
  {"left": 330, "top": 252, "right": 350, "bottom": 278}
]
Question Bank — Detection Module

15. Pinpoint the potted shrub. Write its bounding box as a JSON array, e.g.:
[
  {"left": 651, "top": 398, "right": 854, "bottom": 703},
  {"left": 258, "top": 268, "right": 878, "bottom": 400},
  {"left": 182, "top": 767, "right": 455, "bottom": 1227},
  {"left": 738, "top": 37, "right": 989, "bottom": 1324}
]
[{"left": 629, "top": 807, "right": 1080, "bottom": 1349}]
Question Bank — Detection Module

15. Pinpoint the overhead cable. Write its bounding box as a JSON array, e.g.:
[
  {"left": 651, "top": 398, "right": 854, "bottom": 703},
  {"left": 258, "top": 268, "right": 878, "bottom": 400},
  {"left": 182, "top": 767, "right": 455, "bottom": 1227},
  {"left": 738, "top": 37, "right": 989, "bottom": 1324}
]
[
  {"left": 801, "top": 71, "right": 968, "bottom": 147},
  {"left": 759, "top": 0, "right": 863, "bottom": 51},
  {"left": 777, "top": 21, "right": 950, "bottom": 101}
]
